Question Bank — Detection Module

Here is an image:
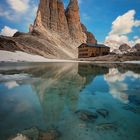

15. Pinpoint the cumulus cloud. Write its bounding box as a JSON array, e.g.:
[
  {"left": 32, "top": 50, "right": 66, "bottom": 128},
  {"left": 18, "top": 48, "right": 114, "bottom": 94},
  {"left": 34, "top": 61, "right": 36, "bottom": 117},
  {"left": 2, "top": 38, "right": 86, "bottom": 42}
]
[
  {"left": 0, "top": 26, "right": 18, "bottom": 36},
  {"left": 7, "top": 0, "right": 29, "bottom": 12},
  {"left": 5, "top": 81, "right": 19, "bottom": 89},
  {"left": 135, "top": 38, "right": 140, "bottom": 44},
  {"left": 104, "top": 68, "right": 140, "bottom": 103},
  {"left": 110, "top": 10, "right": 138, "bottom": 35},
  {"left": 105, "top": 10, "right": 140, "bottom": 51},
  {"left": 0, "top": 7, "right": 14, "bottom": 20},
  {"left": 0, "top": 0, "right": 37, "bottom": 26},
  {"left": 104, "top": 68, "right": 129, "bottom": 103},
  {"left": 134, "top": 20, "right": 140, "bottom": 27},
  {"left": 133, "top": 36, "right": 139, "bottom": 40}
]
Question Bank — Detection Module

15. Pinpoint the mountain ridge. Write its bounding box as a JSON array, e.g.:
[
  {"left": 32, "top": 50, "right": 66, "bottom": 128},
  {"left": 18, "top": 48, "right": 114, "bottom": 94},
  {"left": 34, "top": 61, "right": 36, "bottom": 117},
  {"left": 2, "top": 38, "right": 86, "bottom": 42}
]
[{"left": 0, "top": 0, "right": 97, "bottom": 59}]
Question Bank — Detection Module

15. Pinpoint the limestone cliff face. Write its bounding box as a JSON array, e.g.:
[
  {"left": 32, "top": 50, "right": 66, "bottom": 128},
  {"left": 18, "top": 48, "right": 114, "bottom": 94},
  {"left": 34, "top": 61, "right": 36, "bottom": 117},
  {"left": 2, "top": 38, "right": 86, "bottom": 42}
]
[
  {"left": 34, "top": 0, "right": 69, "bottom": 35},
  {"left": 34, "top": 0, "right": 86, "bottom": 42},
  {"left": 81, "top": 23, "right": 97, "bottom": 44},
  {"left": 57, "top": 0, "right": 69, "bottom": 34},
  {"left": 86, "top": 32, "right": 97, "bottom": 44},
  {"left": 34, "top": 0, "right": 50, "bottom": 28},
  {"left": 65, "top": 0, "right": 86, "bottom": 42},
  {"left": 0, "top": 0, "right": 97, "bottom": 59},
  {"left": 49, "top": 0, "right": 58, "bottom": 31}
]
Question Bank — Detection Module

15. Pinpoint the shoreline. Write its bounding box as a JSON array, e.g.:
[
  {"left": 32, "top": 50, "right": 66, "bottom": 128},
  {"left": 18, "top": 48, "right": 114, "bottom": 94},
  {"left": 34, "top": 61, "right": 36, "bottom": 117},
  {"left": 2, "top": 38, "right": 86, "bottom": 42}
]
[{"left": 0, "top": 50, "right": 140, "bottom": 64}]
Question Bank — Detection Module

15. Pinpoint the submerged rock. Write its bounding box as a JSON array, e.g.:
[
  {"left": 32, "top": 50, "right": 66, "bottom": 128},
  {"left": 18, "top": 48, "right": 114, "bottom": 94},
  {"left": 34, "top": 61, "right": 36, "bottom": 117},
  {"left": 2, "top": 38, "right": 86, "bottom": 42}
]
[
  {"left": 9, "top": 127, "right": 61, "bottom": 140},
  {"left": 128, "top": 95, "right": 140, "bottom": 106},
  {"left": 122, "top": 105, "right": 140, "bottom": 114},
  {"left": 9, "top": 134, "right": 30, "bottom": 140},
  {"left": 96, "top": 109, "right": 109, "bottom": 118},
  {"left": 96, "top": 122, "right": 117, "bottom": 131},
  {"left": 75, "top": 109, "right": 98, "bottom": 122},
  {"left": 21, "top": 127, "right": 39, "bottom": 140},
  {"left": 39, "top": 128, "right": 61, "bottom": 140}
]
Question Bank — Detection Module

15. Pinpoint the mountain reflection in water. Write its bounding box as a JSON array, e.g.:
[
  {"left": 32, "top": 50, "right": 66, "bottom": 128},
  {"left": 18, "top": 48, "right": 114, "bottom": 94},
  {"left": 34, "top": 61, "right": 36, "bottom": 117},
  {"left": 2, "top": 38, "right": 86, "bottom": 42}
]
[{"left": 0, "top": 62, "right": 140, "bottom": 140}]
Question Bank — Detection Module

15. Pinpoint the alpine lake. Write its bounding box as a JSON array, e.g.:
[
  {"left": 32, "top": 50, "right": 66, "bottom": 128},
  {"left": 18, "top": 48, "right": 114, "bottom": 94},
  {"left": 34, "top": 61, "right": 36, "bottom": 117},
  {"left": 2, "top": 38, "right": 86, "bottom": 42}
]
[{"left": 0, "top": 62, "right": 140, "bottom": 140}]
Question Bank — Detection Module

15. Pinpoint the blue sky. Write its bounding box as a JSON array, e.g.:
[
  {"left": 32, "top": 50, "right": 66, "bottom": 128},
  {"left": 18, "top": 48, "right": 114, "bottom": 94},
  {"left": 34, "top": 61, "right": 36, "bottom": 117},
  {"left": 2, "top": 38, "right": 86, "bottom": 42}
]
[{"left": 0, "top": 0, "right": 140, "bottom": 48}]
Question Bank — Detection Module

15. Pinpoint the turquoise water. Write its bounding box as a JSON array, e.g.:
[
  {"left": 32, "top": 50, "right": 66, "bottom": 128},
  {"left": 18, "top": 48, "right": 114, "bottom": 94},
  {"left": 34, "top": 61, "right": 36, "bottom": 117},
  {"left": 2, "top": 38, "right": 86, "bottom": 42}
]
[{"left": 0, "top": 62, "right": 140, "bottom": 140}]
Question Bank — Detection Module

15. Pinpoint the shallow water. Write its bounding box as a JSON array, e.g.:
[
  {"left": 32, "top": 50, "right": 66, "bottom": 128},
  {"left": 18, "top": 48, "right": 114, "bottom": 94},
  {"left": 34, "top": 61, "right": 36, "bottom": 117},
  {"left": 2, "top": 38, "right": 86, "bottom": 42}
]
[{"left": 0, "top": 62, "right": 140, "bottom": 140}]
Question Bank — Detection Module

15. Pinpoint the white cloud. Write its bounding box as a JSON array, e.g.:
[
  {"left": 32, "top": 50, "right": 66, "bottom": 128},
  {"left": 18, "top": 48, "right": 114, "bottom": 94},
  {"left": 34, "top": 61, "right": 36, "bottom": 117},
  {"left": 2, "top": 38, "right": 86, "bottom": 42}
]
[
  {"left": 105, "top": 10, "right": 140, "bottom": 51},
  {"left": 104, "top": 68, "right": 129, "bottom": 103},
  {"left": 0, "top": 0, "right": 37, "bottom": 32},
  {"left": 0, "top": 7, "right": 12, "bottom": 20},
  {"left": 110, "top": 10, "right": 138, "bottom": 35},
  {"left": 5, "top": 81, "right": 19, "bottom": 89},
  {"left": 134, "top": 20, "right": 140, "bottom": 27},
  {"left": 135, "top": 38, "right": 140, "bottom": 44},
  {"left": 0, "top": 26, "right": 18, "bottom": 36},
  {"left": 104, "top": 68, "right": 140, "bottom": 103},
  {"left": 105, "top": 34, "right": 135, "bottom": 51},
  {"left": 133, "top": 36, "right": 139, "bottom": 40},
  {"left": 7, "top": 0, "right": 29, "bottom": 12}
]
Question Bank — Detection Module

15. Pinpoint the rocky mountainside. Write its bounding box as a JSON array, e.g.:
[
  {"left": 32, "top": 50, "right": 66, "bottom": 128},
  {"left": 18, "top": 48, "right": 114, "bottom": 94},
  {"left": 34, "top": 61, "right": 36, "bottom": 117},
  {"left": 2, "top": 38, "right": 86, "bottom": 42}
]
[
  {"left": 111, "top": 43, "right": 140, "bottom": 55},
  {"left": 0, "top": 0, "right": 97, "bottom": 59},
  {"left": 133, "top": 43, "right": 140, "bottom": 51},
  {"left": 119, "top": 44, "right": 131, "bottom": 52}
]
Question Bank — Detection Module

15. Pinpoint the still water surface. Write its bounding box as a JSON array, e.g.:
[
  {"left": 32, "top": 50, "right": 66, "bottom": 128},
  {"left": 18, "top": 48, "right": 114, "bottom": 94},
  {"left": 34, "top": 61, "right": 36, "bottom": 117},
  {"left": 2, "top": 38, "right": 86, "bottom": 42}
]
[{"left": 0, "top": 62, "right": 140, "bottom": 140}]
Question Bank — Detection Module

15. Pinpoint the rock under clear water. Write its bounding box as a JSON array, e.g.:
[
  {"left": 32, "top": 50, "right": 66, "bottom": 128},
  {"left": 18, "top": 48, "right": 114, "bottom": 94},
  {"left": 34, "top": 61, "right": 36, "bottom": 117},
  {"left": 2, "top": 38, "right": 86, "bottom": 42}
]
[{"left": 0, "top": 62, "right": 140, "bottom": 140}]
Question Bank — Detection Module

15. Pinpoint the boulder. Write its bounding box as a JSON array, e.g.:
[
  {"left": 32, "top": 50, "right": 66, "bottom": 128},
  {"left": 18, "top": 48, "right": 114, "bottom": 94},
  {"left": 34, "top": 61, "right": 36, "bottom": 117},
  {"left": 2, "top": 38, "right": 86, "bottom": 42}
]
[
  {"left": 8, "top": 134, "right": 30, "bottom": 140},
  {"left": 96, "top": 108, "right": 109, "bottom": 118},
  {"left": 39, "top": 128, "right": 61, "bottom": 140},
  {"left": 75, "top": 109, "right": 98, "bottom": 122}
]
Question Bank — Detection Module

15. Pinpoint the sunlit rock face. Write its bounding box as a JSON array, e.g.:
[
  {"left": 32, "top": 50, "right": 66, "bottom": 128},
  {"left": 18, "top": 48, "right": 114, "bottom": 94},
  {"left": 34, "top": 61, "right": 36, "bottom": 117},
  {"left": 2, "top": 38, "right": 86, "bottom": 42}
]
[
  {"left": 31, "top": 0, "right": 87, "bottom": 58},
  {"left": 65, "top": 0, "right": 86, "bottom": 43},
  {"left": 34, "top": 0, "right": 50, "bottom": 29},
  {"left": 34, "top": 0, "right": 69, "bottom": 35},
  {"left": 81, "top": 23, "right": 97, "bottom": 44},
  {"left": 0, "top": 0, "right": 98, "bottom": 59},
  {"left": 34, "top": 0, "right": 86, "bottom": 43},
  {"left": 57, "top": 0, "right": 69, "bottom": 34}
]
